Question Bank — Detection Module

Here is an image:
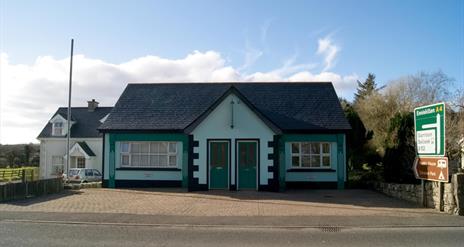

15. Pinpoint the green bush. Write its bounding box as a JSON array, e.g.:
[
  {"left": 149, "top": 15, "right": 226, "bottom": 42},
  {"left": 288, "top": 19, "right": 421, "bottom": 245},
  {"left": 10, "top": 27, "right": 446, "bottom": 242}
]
[{"left": 382, "top": 112, "right": 418, "bottom": 184}]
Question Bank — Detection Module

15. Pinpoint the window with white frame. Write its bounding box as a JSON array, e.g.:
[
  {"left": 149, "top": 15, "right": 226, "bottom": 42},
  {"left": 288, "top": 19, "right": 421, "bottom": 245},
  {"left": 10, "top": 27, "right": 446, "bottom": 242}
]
[
  {"left": 291, "top": 142, "right": 331, "bottom": 168},
  {"left": 76, "top": 157, "right": 86, "bottom": 168},
  {"left": 51, "top": 156, "right": 64, "bottom": 175},
  {"left": 120, "top": 142, "right": 178, "bottom": 168},
  {"left": 52, "top": 122, "right": 64, "bottom": 136}
]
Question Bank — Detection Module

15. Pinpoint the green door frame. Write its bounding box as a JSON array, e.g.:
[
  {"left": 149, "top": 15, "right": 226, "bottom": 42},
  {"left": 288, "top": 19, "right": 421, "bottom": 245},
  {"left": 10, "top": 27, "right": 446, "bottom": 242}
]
[
  {"left": 207, "top": 139, "right": 231, "bottom": 189},
  {"left": 235, "top": 139, "right": 259, "bottom": 190}
]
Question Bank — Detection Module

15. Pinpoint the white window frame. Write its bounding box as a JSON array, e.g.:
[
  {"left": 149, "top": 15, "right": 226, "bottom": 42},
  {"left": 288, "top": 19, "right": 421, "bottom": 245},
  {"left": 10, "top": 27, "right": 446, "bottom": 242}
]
[
  {"left": 51, "top": 156, "right": 64, "bottom": 175},
  {"left": 76, "top": 157, "right": 86, "bottom": 168},
  {"left": 120, "top": 141, "right": 178, "bottom": 168},
  {"left": 290, "top": 142, "right": 331, "bottom": 169},
  {"left": 52, "top": 122, "right": 64, "bottom": 136}
]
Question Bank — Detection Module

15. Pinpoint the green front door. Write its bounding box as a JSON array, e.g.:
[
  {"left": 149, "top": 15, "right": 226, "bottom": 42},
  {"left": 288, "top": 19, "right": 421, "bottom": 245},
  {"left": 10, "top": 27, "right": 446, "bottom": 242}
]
[
  {"left": 209, "top": 141, "right": 229, "bottom": 189},
  {"left": 237, "top": 141, "right": 257, "bottom": 190}
]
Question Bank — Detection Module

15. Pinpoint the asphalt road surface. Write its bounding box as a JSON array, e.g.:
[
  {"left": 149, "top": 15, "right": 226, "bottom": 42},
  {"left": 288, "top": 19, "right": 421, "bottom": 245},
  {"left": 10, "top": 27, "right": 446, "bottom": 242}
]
[{"left": 1, "top": 219, "right": 463, "bottom": 247}]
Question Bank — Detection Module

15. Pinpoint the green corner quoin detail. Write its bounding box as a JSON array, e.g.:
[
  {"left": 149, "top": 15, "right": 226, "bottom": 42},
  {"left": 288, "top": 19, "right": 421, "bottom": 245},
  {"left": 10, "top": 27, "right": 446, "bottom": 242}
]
[
  {"left": 107, "top": 133, "right": 189, "bottom": 188},
  {"left": 277, "top": 134, "right": 346, "bottom": 191}
]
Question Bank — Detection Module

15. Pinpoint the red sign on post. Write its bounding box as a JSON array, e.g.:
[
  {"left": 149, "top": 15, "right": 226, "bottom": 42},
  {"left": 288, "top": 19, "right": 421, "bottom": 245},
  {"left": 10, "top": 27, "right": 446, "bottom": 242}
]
[{"left": 413, "top": 156, "right": 449, "bottom": 182}]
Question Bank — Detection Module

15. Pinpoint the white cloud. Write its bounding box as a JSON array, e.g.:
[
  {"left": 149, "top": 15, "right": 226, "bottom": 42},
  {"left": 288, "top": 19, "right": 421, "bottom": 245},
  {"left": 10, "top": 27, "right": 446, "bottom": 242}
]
[
  {"left": 288, "top": 71, "right": 358, "bottom": 96},
  {"left": 0, "top": 48, "right": 358, "bottom": 144},
  {"left": 238, "top": 42, "right": 263, "bottom": 72},
  {"left": 317, "top": 36, "right": 340, "bottom": 72}
]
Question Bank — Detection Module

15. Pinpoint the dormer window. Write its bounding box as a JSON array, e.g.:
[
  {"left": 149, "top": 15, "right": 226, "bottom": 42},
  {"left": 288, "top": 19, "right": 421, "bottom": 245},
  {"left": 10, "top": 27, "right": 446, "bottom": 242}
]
[{"left": 53, "top": 122, "right": 64, "bottom": 136}]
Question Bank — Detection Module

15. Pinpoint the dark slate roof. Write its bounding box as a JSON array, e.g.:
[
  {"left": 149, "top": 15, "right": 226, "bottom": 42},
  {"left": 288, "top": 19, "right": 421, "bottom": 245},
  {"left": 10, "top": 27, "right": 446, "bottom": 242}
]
[
  {"left": 99, "top": 83, "right": 351, "bottom": 133},
  {"left": 77, "top": 141, "right": 96, "bottom": 156},
  {"left": 234, "top": 83, "right": 350, "bottom": 132},
  {"left": 38, "top": 107, "right": 112, "bottom": 138}
]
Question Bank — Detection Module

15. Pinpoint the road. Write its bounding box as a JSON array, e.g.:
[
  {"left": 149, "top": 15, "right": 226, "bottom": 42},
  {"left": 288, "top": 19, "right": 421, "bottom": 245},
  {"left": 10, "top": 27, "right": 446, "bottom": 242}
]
[{"left": 0, "top": 219, "right": 463, "bottom": 247}]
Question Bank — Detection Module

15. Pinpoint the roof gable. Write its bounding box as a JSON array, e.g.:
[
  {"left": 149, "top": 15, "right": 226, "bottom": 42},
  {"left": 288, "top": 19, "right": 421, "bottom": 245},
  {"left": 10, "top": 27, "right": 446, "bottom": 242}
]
[
  {"left": 66, "top": 141, "right": 96, "bottom": 158},
  {"left": 76, "top": 141, "right": 96, "bottom": 157},
  {"left": 50, "top": 114, "right": 67, "bottom": 123},
  {"left": 184, "top": 86, "right": 281, "bottom": 134}
]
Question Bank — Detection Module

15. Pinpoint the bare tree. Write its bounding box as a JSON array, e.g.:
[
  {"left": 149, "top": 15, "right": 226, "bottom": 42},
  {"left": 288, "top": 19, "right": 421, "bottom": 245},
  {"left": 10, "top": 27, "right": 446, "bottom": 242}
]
[{"left": 355, "top": 71, "right": 459, "bottom": 157}]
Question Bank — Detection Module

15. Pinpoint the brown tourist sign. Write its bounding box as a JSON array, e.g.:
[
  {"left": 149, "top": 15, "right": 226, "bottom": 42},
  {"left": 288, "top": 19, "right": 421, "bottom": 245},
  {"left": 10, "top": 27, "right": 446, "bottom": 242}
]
[{"left": 413, "top": 156, "right": 449, "bottom": 182}]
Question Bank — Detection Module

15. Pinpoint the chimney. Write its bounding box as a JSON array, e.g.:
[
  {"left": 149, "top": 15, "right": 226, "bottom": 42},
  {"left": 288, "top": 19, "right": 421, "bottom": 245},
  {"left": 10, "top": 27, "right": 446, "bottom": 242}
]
[{"left": 87, "top": 99, "right": 99, "bottom": 112}]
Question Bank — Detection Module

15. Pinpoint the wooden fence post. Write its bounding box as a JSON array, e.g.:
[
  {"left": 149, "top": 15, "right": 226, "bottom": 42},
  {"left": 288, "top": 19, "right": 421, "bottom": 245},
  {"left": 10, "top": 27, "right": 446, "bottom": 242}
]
[
  {"left": 2, "top": 185, "right": 6, "bottom": 201},
  {"left": 421, "top": 180, "right": 426, "bottom": 207},
  {"left": 22, "top": 170, "right": 27, "bottom": 198},
  {"left": 439, "top": 182, "right": 444, "bottom": 211}
]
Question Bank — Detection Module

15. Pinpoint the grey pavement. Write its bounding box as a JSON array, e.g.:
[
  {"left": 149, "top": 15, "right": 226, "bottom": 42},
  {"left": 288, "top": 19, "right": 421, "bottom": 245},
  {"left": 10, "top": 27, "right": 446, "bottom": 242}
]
[{"left": 1, "top": 211, "right": 464, "bottom": 228}]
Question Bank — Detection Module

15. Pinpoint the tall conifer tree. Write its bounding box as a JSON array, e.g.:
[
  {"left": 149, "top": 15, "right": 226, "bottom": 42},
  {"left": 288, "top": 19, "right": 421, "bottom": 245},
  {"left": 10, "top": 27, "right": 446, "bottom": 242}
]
[{"left": 354, "top": 73, "right": 378, "bottom": 104}]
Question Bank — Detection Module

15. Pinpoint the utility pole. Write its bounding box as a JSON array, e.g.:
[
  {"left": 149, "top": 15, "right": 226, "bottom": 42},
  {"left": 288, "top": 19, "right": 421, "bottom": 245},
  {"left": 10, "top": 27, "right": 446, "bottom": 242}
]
[{"left": 66, "top": 39, "right": 74, "bottom": 177}]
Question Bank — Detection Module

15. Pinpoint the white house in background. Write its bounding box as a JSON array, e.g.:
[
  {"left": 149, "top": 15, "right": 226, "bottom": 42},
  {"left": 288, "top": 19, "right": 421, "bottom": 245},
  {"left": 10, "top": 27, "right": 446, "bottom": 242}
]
[{"left": 37, "top": 99, "right": 112, "bottom": 179}]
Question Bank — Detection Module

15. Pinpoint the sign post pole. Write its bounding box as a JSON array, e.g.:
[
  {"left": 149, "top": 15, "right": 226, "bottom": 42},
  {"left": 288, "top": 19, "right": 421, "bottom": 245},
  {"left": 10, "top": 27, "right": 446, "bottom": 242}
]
[{"left": 439, "top": 182, "right": 444, "bottom": 211}]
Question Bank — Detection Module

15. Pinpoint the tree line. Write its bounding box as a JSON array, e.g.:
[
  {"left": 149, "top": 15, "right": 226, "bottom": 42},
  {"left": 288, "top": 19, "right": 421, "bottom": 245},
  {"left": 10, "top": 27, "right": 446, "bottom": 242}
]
[
  {"left": 342, "top": 71, "right": 464, "bottom": 185},
  {"left": 0, "top": 144, "right": 40, "bottom": 168}
]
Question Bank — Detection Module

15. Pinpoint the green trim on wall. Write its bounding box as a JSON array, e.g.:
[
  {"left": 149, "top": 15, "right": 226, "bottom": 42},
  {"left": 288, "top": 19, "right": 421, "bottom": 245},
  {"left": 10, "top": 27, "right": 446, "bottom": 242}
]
[
  {"left": 336, "top": 134, "right": 345, "bottom": 189},
  {"left": 107, "top": 133, "right": 189, "bottom": 188},
  {"left": 281, "top": 134, "right": 338, "bottom": 142},
  {"left": 279, "top": 134, "right": 346, "bottom": 190},
  {"left": 108, "top": 134, "right": 116, "bottom": 188},
  {"left": 277, "top": 135, "right": 286, "bottom": 191}
]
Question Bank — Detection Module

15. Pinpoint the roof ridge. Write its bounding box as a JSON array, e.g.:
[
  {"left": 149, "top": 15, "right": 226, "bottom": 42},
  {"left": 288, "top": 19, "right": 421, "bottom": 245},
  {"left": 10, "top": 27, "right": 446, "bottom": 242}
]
[
  {"left": 126, "top": 81, "right": 333, "bottom": 85},
  {"left": 57, "top": 106, "right": 113, "bottom": 109}
]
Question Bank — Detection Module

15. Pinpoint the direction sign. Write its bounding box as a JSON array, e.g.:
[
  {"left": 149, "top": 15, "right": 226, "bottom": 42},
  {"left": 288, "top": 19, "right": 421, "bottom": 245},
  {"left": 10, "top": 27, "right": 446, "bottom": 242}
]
[
  {"left": 414, "top": 102, "right": 446, "bottom": 157},
  {"left": 413, "top": 156, "right": 449, "bottom": 182}
]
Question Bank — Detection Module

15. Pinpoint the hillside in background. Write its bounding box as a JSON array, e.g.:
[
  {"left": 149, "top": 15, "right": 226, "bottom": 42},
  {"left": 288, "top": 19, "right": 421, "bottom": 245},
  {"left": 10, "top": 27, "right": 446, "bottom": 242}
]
[{"left": 0, "top": 143, "right": 40, "bottom": 168}]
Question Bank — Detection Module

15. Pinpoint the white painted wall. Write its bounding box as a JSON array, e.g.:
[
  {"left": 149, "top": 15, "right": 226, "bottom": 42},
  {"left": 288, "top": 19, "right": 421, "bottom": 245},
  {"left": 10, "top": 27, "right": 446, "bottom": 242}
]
[
  {"left": 38, "top": 138, "right": 103, "bottom": 179},
  {"left": 191, "top": 93, "right": 275, "bottom": 187}
]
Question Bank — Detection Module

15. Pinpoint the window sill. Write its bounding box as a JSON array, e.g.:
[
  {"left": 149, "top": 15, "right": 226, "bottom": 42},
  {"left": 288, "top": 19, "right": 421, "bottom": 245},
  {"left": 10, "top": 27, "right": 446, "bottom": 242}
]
[
  {"left": 287, "top": 168, "right": 336, "bottom": 173},
  {"left": 116, "top": 167, "right": 181, "bottom": 171}
]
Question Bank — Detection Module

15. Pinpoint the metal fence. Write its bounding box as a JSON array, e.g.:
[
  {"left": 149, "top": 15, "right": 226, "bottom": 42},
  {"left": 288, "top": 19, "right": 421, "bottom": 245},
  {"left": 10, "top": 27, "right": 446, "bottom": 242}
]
[
  {"left": 0, "top": 177, "right": 63, "bottom": 202},
  {"left": 0, "top": 167, "right": 40, "bottom": 183}
]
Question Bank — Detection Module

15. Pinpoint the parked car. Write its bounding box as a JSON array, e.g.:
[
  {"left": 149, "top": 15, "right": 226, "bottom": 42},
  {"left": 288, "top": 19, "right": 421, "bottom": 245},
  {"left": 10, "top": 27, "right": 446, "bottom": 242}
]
[{"left": 63, "top": 168, "right": 102, "bottom": 183}]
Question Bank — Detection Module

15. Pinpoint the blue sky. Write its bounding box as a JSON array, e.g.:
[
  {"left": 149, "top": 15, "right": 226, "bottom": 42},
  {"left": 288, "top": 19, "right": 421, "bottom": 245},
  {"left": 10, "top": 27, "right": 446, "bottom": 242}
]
[
  {"left": 2, "top": 0, "right": 463, "bottom": 84},
  {"left": 0, "top": 0, "right": 463, "bottom": 144}
]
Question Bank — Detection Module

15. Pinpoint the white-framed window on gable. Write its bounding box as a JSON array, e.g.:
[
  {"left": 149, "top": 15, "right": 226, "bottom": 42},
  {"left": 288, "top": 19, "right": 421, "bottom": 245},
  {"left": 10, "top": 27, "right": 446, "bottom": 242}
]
[
  {"left": 76, "top": 157, "right": 86, "bottom": 168},
  {"left": 51, "top": 156, "right": 64, "bottom": 175},
  {"left": 52, "top": 122, "right": 64, "bottom": 136},
  {"left": 120, "top": 141, "right": 178, "bottom": 168},
  {"left": 291, "top": 142, "right": 331, "bottom": 168}
]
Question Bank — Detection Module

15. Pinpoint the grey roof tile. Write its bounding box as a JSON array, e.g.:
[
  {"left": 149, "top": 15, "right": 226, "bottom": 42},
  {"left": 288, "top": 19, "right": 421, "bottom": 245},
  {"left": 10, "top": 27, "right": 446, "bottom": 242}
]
[
  {"left": 99, "top": 82, "right": 350, "bottom": 133},
  {"left": 38, "top": 107, "right": 112, "bottom": 138}
]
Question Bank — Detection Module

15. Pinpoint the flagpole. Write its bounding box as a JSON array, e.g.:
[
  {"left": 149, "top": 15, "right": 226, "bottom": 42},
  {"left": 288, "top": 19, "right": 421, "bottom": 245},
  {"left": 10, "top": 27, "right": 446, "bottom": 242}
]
[{"left": 66, "top": 39, "right": 74, "bottom": 177}]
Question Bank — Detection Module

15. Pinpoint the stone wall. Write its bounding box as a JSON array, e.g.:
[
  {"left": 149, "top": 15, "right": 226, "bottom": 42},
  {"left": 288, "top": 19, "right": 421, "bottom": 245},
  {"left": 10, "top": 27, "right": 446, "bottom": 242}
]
[{"left": 374, "top": 173, "right": 464, "bottom": 215}]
